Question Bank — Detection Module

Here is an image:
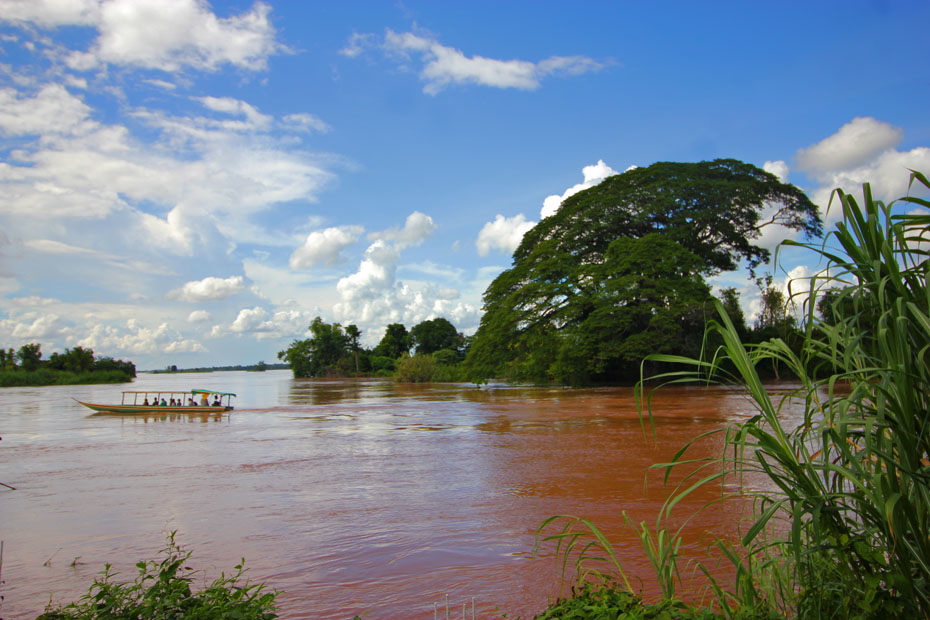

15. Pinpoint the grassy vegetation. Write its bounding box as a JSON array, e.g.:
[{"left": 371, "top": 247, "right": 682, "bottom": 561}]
[
  {"left": 36, "top": 534, "right": 277, "bottom": 620},
  {"left": 535, "top": 172, "right": 930, "bottom": 618},
  {"left": 0, "top": 368, "right": 133, "bottom": 387},
  {"left": 393, "top": 351, "right": 470, "bottom": 382}
]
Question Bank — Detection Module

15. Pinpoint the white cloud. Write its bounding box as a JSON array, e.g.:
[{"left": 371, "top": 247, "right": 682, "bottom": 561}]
[
  {"left": 370, "top": 211, "right": 436, "bottom": 248},
  {"left": 357, "top": 29, "right": 604, "bottom": 95},
  {"left": 476, "top": 214, "right": 536, "bottom": 256},
  {"left": 168, "top": 275, "right": 246, "bottom": 302},
  {"left": 333, "top": 219, "right": 479, "bottom": 341},
  {"left": 0, "top": 0, "right": 100, "bottom": 27},
  {"left": 794, "top": 118, "right": 930, "bottom": 226},
  {"left": 62, "top": 0, "right": 282, "bottom": 73},
  {"left": 77, "top": 319, "right": 202, "bottom": 355},
  {"left": 230, "top": 306, "right": 269, "bottom": 332},
  {"left": 196, "top": 95, "right": 272, "bottom": 131},
  {"left": 187, "top": 310, "right": 211, "bottom": 323},
  {"left": 0, "top": 83, "right": 95, "bottom": 136},
  {"left": 541, "top": 160, "right": 624, "bottom": 218},
  {"left": 763, "top": 160, "right": 789, "bottom": 183},
  {"left": 283, "top": 113, "right": 330, "bottom": 134},
  {"left": 290, "top": 225, "right": 364, "bottom": 270},
  {"left": 5, "top": 313, "right": 62, "bottom": 339},
  {"left": 226, "top": 305, "right": 314, "bottom": 339},
  {"left": 797, "top": 117, "right": 902, "bottom": 178}
]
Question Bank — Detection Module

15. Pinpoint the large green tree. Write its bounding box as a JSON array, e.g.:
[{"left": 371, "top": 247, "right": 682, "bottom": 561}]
[
  {"left": 466, "top": 159, "right": 821, "bottom": 384},
  {"left": 16, "top": 343, "right": 42, "bottom": 371},
  {"left": 409, "top": 317, "right": 462, "bottom": 354},
  {"left": 278, "top": 317, "right": 349, "bottom": 378},
  {"left": 373, "top": 323, "right": 410, "bottom": 359}
]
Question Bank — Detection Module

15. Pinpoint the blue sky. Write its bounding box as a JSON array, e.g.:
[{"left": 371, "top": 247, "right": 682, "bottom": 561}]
[{"left": 1, "top": 0, "right": 928, "bottom": 370}]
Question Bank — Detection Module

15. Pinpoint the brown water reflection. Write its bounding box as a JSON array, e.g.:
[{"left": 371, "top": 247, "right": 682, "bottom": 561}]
[{"left": 0, "top": 371, "right": 790, "bottom": 619}]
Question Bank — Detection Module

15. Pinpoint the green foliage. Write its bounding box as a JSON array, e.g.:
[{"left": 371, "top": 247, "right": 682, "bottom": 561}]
[
  {"left": 409, "top": 317, "right": 462, "bottom": 354},
  {"left": 16, "top": 342, "right": 42, "bottom": 371},
  {"left": 373, "top": 323, "right": 410, "bottom": 359},
  {"left": 369, "top": 355, "right": 397, "bottom": 375},
  {"left": 0, "top": 346, "right": 15, "bottom": 370},
  {"left": 393, "top": 353, "right": 437, "bottom": 383},
  {"left": 278, "top": 317, "right": 350, "bottom": 378},
  {"left": 468, "top": 234, "right": 713, "bottom": 385},
  {"left": 467, "top": 159, "right": 821, "bottom": 385},
  {"left": 345, "top": 324, "right": 361, "bottom": 373},
  {"left": 37, "top": 533, "right": 277, "bottom": 620},
  {"left": 534, "top": 582, "right": 772, "bottom": 620},
  {"left": 0, "top": 345, "right": 134, "bottom": 386},
  {"left": 0, "top": 368, "right": 132, "bottom": 387},
  {"left": 48, "top": 346, "right": 96, "bottom": 373}
]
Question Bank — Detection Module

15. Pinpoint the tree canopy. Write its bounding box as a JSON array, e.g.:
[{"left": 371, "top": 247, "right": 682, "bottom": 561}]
[
  {"left": 466, "top": 159, "right": 821, "bottom": 384},
  {"left": 409, "top": 317, "right": 462, "bottom": 354},
  {"left": 278, "top": 317, "right": 351, "bottom": 378},
  {"left": 373, "top": 323, "right": 410, "bottom": 359}
]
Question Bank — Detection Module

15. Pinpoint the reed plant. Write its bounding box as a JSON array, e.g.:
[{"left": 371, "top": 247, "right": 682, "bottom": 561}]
[{"left": 536, "top": 172, "right": 930, "bottom": 619}]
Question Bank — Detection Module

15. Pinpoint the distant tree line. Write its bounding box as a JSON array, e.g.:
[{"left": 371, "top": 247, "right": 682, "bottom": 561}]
[
  {"left": 0, "top": 343, "right": 136, "bottom": 387},
  {"left": 150, "top": 361, "right": 289, "bottom": 374},
  {"left": 278, "top": 316, "right": 470, "bottom": 382}
]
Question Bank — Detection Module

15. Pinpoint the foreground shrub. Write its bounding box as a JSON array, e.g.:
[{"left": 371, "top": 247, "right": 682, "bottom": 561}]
[
  {"left": 534, "top": 583, "right": 776, "bottom": 619},
  {"left": 37, "top": 533, "right": 277, "bottom": 620}
]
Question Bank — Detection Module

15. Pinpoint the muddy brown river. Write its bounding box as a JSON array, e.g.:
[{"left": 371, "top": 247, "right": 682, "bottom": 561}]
[{"left": 0, "top": 370, "right": 794, "bottom": 619}]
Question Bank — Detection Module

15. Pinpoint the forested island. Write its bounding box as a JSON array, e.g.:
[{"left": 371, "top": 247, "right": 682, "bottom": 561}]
[
  {"left": 0, "top": 344, "right": 135, "bottom": 387},
  {"left": 280, "top": 160, "right": 821, "bottom": 386}
]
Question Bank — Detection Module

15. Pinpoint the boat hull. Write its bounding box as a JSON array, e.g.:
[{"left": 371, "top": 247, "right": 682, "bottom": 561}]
[{"left": 77, "top": 400, "right": 233, "bottom": 414}]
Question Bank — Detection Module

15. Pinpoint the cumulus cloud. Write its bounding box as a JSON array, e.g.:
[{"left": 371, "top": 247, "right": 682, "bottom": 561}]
[
  {"left": 763, "top": 160, "right": 789, "bottom": 183},
  {"left": 0, "top": 83, "right": 96, "bottom": 136},
  {"left": 290, "top": 225, "right": 364, "bottom": 270},
  {"left": 187, "top": 309, "right": 211, "bottom": 323},
  {"left": 370, "top": 211, "right": 437, "bottom": 248},
  {"left": 332, "top": 214, "right": 479, "bottom": 341},
  {"left": 0, "top": 0, "right": 100, "bottom": 27},
  {"left": 476, "top": 214, "right": 536, "bottom": 256},
  {"left": 348, "top": 29, "right": 605, "bottom": 95},
  {"left": 222, "top": 306, "right": 314, "bottom": 339},
  {"left": 797, "top": 117, "right": 903, "bottom": 178},
  {"left": 541, "top": 160, "right": 624, "bottom": 218},
  {"left": 51, "top": 0, "right": 283, "bottom": 73},
  {"left": 794, "top": 117, "right": 930, "bottom": 224},
  {"left": 168, "top": 275, "right": 246, "bottom": 302},
  {"left": 77, "top": 318, "right": 204, "bottom": 354},
  {"left": 2, "top": 313, "right": 62, "bottom": 340}
]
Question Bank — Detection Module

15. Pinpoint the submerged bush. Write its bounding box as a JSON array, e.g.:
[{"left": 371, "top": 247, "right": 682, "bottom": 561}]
[
  {"left": 394, "top": 353, "right": 437, "bottom": 382},
  {"left": 37, "top": 533, "right": 277, "bottom": 620}
]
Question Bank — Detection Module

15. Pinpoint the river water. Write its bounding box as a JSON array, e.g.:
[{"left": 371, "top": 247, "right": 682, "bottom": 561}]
[{"left": 0, "top": 370, "right": 791, "bottom": 619}]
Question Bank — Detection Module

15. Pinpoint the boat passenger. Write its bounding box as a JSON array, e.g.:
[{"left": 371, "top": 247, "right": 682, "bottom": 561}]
[
  {"left": 143, "top": 397, "right": 150, "bottom": 406},
  {"left": 160, "top": 398, "right": 167, "bottom": 406},
  {"left": 188, "top": 397, "right": 196, "bottom": 406},
  {"left": 212, "top": 397, "right": 221, "bottom": 406},
  {"left": 200, "top": 394, "right": 209, "bottom": 406}
]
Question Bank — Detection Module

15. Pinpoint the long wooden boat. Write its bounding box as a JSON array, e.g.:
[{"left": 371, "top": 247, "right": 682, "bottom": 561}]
[{"left": 76, "top": 389, "right": 236, "bottom": 414}]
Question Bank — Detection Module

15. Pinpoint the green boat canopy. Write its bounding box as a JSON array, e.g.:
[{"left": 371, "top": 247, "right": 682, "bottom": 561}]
[{"left": 191, "top": 389, "right": 236, "bottom": 397}]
